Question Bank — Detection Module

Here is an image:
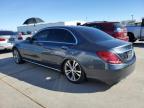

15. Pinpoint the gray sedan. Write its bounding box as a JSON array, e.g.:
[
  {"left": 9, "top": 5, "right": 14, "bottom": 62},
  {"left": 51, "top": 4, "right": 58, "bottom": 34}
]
[{"left": 12, "top": 26, "right": 136, "bottom": 85}]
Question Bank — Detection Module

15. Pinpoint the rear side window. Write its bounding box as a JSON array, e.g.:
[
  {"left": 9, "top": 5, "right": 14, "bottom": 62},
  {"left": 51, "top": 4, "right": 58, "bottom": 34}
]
[
  {"left": 114, "top": 23, "right": 124, "bottom": 28},
  {"left": 0, "top": 31, "right": 14, "bottom": 36},
  {"left": 47, "top": 29, "right": 76, "bottom": 43},
  {"left": 135, "top": 22, "right": 142, "bottom": 26}
]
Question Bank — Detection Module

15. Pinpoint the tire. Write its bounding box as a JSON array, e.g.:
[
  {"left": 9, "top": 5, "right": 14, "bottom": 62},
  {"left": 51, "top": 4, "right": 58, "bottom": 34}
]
[
  {"left": 13, "top": 48, "right": 24, "bottom": 64},
  {"left": 63, "top": 59, "right": 86, "bottom": 84},
  {"left": 128, "top": 33, "right": 137, "bottom": 43}
]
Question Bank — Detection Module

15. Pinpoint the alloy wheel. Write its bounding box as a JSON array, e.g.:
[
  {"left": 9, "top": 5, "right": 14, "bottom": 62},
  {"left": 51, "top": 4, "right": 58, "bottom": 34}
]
[
  {"left": 13, "top": 49, "right": 20, "bottom": 63},
  {"left": 64, "top": 60, "right": 82, "bottom": 82}
]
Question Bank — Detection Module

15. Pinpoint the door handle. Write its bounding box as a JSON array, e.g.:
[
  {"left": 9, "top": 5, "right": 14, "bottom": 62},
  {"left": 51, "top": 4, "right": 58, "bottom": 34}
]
[
  {"left": 61, "top": 46, "right": 68, "bottom": 50},
  {"left": 37, "top": 42, "right": 43, "bottom": 46},
  {"left": 42, "top": 48, "right": 54, "bottom": 54}
]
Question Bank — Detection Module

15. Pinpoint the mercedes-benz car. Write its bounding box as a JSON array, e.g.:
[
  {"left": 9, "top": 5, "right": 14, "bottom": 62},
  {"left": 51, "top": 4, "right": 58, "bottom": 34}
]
[{"left": 12, "top": 26, "right": 136, "bottom": 85}]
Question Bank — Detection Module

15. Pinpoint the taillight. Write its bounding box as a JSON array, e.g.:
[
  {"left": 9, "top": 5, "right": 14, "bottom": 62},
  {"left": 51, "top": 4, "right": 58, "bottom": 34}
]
[
  {"left": 18, "top": 36, "right": 23, "bottom": 40},
  {"left": 114, "top": 28, "right": 123, "bottom": 37},
  {"left": 96, "top": 51, "right": 122, "bottom": 64},
  {"left": 0, "top": 38, "right": 6, "bottom": 41},
  {"left": 114, "top": 27, "right": 128, "bottom": 41},
  {"left": 18, "top": 33, "right": 23, "bottom": 40}
]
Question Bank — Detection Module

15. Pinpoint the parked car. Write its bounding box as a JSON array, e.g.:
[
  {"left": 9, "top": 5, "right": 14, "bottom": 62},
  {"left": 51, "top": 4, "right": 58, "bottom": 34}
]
[
  {"left": 18, "top": 31, "right": 33, "bottom": 41},
  {"left": 126, "top": 18, "right": 144, "bottom": 42},
  {"left": 83, "top": 21, "right": 129, "bottom": 41},
  {"left": 0, "top": 31, "right": 21, "bottom": 50},
  {"left": 12, "top": 26, "right": 136, "bottom": 85}
]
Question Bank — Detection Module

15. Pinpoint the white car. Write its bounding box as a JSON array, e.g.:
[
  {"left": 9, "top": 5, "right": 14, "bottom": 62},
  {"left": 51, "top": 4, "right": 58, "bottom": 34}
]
[
  {"left": 18, "top": 32, "right": 33, "bottom": 40},
  {"left": 126, "top": 18, "right": 144, "bottom": 42},
  {"left": 0, "top": 31, "right": 22, "bottom": 50}
]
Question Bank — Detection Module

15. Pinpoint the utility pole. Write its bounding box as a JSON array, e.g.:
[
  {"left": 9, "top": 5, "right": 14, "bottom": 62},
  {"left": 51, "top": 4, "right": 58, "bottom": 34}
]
[
  {"left": 131, "top": 15, "right": 134, "bottom": 21},
  {"left": 85, "top": 17, "right": 88, "bottom": 22}
]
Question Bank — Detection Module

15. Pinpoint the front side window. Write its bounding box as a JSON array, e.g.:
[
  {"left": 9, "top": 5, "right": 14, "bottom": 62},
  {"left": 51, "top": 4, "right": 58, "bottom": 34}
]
[
  {"left": 47, "top": 29, "right": 76, "bottom": 43},
  {"left": 33, "top": 30, "right": 48, "bottom": 41},
  {"left": 114, "top": 23, "right": 124, "bottom": 29}
]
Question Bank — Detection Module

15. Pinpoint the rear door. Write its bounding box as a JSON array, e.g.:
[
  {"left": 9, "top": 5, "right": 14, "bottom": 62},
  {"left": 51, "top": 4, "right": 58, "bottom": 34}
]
[{"left": 21, "top": 30, "right": 48, "bottom": 61}]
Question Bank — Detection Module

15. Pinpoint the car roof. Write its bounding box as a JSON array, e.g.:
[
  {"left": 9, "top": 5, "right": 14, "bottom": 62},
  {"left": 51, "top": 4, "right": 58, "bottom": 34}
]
[
  {"left": 0, "top": 30, "right": 14, "bottom": 32},
  {"left": 40, "top": 26, "right": 90, "bottom": 31}
]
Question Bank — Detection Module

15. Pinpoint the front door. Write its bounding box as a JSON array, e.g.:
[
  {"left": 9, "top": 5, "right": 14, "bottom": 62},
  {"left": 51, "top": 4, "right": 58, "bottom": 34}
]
[
  {"left": 40, "top": 28, "right": 77, "bottom": 68},
  {"left": 21, "top": 30, "right": 48, "bottom": 62}
]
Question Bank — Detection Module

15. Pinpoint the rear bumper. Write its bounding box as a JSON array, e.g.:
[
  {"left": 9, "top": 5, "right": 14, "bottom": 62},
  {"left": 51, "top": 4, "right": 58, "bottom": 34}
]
[
  {"left": 86, "top": 57, "right": 136, "bottom": 85},
  {"left": 0, "top": 43, "right": 14, "bottom": 50},
  {"left": 116, "top": 36, "right": 129, "bottom": 42}
]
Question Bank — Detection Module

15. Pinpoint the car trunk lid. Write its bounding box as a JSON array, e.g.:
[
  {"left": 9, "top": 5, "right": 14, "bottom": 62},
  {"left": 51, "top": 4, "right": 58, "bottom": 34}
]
[
  {"left": 96, "top": 39, "right": 134, "bottom": 63},
  {"left": 0, "top": 35, "right": 16, "bottom": 44}
]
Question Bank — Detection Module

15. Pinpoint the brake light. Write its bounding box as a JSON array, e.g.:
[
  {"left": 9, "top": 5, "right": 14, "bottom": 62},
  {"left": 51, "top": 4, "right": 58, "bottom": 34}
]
[
  {"left": 18, "top": 36, "right": 23, "bottom": 40},
  {"left": 96, "top": 51, "right": 122, "bottom": 64},
  {"left": 114, "top": 28, "right": 123, "bottom": 37},
  {"left": 18, "top": 33, "right": 23, "bottom": 40},
  {"left": 113, "top": 27, "right": 128, "bottom": 41},
  {"left": 0, "top": 38, "right": 6, "bottom": 41}
]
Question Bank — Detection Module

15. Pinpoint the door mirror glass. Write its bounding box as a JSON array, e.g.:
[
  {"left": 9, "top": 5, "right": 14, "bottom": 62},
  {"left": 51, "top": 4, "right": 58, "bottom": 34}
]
[{"left": 26, "top": 37, "right": 34, "bottom": 43}]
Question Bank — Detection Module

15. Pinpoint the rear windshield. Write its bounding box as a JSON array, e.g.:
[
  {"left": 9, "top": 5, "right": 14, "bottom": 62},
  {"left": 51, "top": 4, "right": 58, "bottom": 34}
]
[
  {"left": 84, "top": 22, "right": 125, "bottom": 31},
  {"left": 75, "top": 27, "right": 114, "bottom": 42},
  {"left": 84, "top": 23, "right": 114, "bottom": 31},
  {"left": 0, "top": 31, "right": 15, "bottom": 36}
]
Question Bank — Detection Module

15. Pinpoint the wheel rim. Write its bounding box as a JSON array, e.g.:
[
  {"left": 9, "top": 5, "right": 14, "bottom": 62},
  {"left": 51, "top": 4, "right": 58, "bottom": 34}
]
[
  {"left": 64, "top": 60, "right": 82, "bottom": 82},
  {"left": 13, "top": 50, "right": 20, "bottom": 63}
]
